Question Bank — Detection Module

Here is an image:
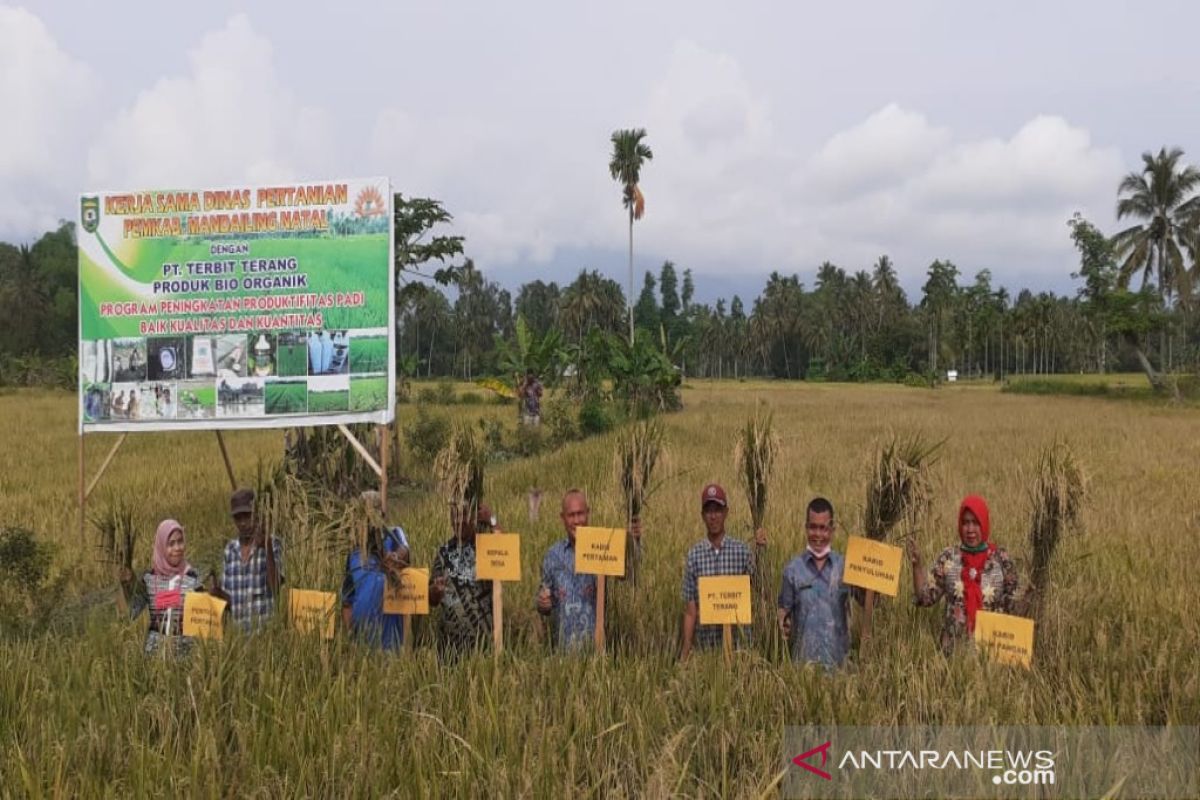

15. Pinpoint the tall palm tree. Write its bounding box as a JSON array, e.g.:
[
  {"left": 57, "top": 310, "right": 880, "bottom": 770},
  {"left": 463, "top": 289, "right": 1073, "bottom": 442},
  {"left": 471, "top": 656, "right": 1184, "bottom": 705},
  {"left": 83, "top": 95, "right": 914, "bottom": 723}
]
[
  {"left": 609, "top": 128, "right": 653, "bottom": 343},
  {"left": 1112, "top": 146, "right": 1200, "bottom": 305},
  {"left": 1112, "top": 147, "right": 1200, "bottom": 395}
]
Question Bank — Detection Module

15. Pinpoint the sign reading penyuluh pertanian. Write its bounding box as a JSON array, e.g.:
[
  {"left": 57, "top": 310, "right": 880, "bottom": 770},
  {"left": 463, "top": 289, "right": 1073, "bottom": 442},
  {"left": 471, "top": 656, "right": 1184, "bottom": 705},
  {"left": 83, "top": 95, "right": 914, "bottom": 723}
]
[
  {"left": 182, "top": 592, "right": 226, "bottom": 640},
  {"left": 383, "top": 568, "right": 430, "bottom": 615},
  {"left": 77, "top": 178, "right": 394, "bottom": 433}
]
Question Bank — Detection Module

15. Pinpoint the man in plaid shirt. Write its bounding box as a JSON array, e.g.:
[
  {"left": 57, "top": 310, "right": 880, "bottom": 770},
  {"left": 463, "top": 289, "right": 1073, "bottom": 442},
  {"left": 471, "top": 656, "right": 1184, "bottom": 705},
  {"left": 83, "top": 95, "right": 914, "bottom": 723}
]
[
  {"left": 213, "top": 488, "right": 283, "bottom": 632},
  {"left": 680, "top": 483, "right": 767, "bottom": 658}
]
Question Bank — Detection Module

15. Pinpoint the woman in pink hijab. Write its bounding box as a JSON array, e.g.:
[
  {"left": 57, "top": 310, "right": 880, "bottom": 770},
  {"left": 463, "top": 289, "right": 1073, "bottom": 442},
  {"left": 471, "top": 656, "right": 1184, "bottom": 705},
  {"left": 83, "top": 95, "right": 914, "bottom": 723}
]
[{"left": 119, "top": 519, "right": 207, "bottom": 656}]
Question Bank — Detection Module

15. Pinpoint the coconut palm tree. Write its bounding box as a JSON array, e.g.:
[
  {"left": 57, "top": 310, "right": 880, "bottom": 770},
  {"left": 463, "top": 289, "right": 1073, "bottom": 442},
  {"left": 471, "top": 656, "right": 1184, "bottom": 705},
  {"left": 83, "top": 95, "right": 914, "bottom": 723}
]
[
  {"left": 1112, "top": 146, "right": 1200, "bottom": 305},
  {"left": 1111, "top": 147, "right": 1200, "bottom": 395},
  {"left": 609, "top": 128, "right": 653, "bottom": 343}
]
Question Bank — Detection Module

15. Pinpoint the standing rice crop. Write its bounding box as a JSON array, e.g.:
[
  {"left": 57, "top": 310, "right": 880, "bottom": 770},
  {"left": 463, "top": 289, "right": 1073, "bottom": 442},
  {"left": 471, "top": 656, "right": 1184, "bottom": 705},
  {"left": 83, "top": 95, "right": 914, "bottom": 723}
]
[
  {"left": 614, "top": 418, "right": 667, "bottom": 523},
  {"left": 863, "top": 433, "right": 943, "bottom": 541},
  {"left": 732, "top": 409, "right": 779, "bottom": 532},
  {"left": 1027, "top": 439, "right": 1086, "bottom": 611},
  {"left": 434, "top": 425, "right": 486, "bottom": 541}
]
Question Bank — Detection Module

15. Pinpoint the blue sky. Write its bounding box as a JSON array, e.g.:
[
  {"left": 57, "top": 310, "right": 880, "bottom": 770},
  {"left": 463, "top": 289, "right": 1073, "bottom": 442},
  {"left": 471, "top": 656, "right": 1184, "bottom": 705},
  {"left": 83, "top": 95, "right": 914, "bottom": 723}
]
[{"left": 4, "top": 1, "right": 1199, "bottom": 301}]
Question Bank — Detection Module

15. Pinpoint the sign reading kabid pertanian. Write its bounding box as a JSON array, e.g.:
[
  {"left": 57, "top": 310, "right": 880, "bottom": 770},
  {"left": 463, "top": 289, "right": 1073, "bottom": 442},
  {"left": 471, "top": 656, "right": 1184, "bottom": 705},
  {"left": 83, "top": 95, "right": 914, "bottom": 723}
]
[
  {"left": 475, "top": 534, "right": 521, "bottom": 582},
  {"left": 77, "top": 178, "right": 394, "bottom": 433},
  {"left": 697, "top": 575, "right": 752, "bottom": 625},
  {"left": 573, "top": 526, "right": 627, "bottom": 577},
  {"left": 974, "top": 610, "right": 1035, "bottom": 668},
  {"left": 842, "top": 535, "right": 904, "bottom": 597},
  {"left": 383, "top": 568, "right": 430, "bottom": 615}
]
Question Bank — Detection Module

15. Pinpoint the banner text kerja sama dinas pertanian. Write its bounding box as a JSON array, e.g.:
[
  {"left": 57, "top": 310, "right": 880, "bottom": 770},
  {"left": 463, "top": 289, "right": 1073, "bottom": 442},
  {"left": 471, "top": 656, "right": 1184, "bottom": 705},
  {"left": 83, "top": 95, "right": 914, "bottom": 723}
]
[{"left": 77, "top": 179, "right": 394, "bottom": 432}]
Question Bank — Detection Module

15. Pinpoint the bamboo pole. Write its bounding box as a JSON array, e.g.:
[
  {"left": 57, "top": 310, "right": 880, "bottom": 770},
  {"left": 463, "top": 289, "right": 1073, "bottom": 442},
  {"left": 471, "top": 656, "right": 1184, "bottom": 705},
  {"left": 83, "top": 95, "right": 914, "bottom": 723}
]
[
  {"left": 337, "top": 424, "right": 383, "bottom": 477},
  {"left": 722, "top": 623, "right": 733, "bottom": 664},
  {"left": 214, "top": 431, "right": 237, "bottom": 489},
  {"left": 84, "top": 433, "right": 128, "bottom": 500}
]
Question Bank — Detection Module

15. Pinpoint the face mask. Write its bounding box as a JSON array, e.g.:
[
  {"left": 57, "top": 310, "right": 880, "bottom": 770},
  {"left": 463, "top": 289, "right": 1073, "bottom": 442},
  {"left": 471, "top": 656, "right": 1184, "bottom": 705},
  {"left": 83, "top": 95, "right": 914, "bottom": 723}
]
[{"left": 807, "top": 544, "right": 831, "bottom": 559}]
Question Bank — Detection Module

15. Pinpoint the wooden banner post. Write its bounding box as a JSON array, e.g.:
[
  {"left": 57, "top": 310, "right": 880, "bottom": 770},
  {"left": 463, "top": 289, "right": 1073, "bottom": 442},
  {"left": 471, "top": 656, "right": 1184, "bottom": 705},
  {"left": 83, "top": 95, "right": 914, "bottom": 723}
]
[
  {"left": 842, "top": 535, "right": 904, "bottom": 645},
  {"left": 574, "top": 526, "right": 627, "bottom": 654},
  {"left": 476, "top": 533, "right": 521, "bottom": 654},
  {"left": 698, "top": 575, "right": 752, "bottom": 664}
]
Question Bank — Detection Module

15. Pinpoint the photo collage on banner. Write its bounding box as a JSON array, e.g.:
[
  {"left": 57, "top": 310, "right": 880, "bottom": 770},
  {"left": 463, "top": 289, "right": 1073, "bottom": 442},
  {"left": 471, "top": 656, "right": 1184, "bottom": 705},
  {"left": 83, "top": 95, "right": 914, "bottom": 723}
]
[{"left": 77, "top": 179, "right": 394, "bottom": 432}]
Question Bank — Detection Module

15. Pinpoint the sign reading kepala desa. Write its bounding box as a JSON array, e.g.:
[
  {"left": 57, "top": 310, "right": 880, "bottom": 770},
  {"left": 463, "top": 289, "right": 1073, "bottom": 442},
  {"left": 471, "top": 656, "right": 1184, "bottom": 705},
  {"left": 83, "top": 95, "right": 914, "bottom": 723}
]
[{"left": 77, "top": 178, "right": 394, "bottom": 433}]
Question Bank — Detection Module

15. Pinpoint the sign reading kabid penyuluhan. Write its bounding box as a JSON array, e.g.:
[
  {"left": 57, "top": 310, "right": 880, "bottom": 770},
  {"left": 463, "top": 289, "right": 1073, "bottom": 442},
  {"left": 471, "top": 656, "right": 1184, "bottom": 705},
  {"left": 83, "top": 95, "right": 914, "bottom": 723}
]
[{"left": 77, "top": 178, "right": 394, "bottom": 432}]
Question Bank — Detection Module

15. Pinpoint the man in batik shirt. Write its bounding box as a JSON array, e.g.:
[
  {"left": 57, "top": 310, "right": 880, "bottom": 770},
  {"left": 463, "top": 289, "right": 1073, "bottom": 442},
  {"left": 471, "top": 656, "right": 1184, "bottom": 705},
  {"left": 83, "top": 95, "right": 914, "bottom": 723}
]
[
  {"left": 536, "top": 489, "right": 642, "bottom": 651},
  {"left": 430, "top": 501, "right": 499, "bottom": 657}
]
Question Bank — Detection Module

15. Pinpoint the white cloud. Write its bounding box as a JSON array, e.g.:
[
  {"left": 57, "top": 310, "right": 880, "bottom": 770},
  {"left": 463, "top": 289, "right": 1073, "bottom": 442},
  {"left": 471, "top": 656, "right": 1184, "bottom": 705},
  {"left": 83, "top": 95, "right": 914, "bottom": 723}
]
[
  {"left": 0, "top": 5, "right": 99, "bottom": 239},
  {"left": 87, "top": 14, "right": 333, "bottom": 189}
]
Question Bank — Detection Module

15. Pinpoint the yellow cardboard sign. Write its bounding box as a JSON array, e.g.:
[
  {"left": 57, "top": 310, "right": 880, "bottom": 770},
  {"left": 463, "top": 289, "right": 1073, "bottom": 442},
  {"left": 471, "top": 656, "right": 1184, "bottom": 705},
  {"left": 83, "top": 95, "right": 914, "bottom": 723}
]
[
  {"left": 974, "top": 610, "right": 1035, "bottom": 668},
  {"left": 475, "top": 533, "right": 521, "bottom": 582},
  {"left": 289, "top": 589, "right": 337, "bottom": 639},
  {"left": 842, "top": 535, "right": 904, "bottom": 597},
  {"left": 573, "top": 526, "right": 627, "bottom": 577},
  {"left": 182, "top": 592, "right": 226, "bottom": 640},
  {"left": 697, "top": 574, "right": 752, "bottom": 625},
  {"left": 383, "top": 568, "right": 430, "bottom": 615}
]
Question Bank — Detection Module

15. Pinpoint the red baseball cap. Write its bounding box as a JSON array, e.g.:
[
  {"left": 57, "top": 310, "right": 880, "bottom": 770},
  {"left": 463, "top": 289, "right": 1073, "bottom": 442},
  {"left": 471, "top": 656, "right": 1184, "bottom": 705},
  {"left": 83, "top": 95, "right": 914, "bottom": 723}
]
[{"left": 700, "top": 483, "right": 727, "bottom": 509}]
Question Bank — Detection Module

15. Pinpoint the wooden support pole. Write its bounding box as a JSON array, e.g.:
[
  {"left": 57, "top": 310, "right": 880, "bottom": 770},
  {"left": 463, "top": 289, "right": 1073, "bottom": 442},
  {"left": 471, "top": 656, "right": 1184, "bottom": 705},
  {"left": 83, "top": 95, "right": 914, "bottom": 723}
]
[
  {"left": 84, "top": 433, "right": 128, "bottom": 500},
  {"left": 594, "top": 575, "right": 606, "bottom": 653},
  {"left": 862, "top": 590, "right": 877, "bottom": 645},
  {"left": 337, "top": 423, "right": 384, "bottom": 477},
  {"left": 77, "top": 433, "right": 85, "bottom": 543},
  {"left": 723, "top": 623, "right": 733, "bottom": 664},
  {"left": 214, "top": 430, "right": 237, "bottom": 490},
  {"left": 403, "top": 613, "right": 412, "bottom": 652},
  {"left": 492, "top": 581, "right": 504, "bottom": 654},
  {"left": 379, "top": 424, "right": 389, "bottom": 513}
]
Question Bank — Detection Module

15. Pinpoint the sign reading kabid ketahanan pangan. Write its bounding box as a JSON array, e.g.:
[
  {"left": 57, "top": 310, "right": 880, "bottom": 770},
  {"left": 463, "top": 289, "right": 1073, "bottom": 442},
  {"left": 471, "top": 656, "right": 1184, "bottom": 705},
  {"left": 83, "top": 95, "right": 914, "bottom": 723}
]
[{"left": 77, "top": 178, "right": 394, "bottom": 432}]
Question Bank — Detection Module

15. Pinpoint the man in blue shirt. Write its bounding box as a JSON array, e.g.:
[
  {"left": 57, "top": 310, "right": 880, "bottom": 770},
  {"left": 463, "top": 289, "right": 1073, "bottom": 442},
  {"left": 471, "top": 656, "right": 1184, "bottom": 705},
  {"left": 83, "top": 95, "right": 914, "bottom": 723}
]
[
  {"left": 777, "top": 497, "right": 858, "bottom": 668},
  {"left": 340, "top": 491, "right": 410, "bottom": 650},
  {"left": 535, "top": 489, "right": 641, "bottom": 651}
]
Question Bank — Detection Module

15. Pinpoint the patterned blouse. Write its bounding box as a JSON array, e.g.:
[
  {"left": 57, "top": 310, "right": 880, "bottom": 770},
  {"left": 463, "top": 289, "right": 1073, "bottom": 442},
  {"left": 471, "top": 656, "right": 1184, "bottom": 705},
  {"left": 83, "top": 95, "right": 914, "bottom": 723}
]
[
  {"left": 914, "top": 545, "right": 1018, "bottom": 654},
  {"left": 129, "top": 568, "right": 205, "bottom": 656},
  {"left": 431, "top": 538, "right": 493, "bottom": 655}
]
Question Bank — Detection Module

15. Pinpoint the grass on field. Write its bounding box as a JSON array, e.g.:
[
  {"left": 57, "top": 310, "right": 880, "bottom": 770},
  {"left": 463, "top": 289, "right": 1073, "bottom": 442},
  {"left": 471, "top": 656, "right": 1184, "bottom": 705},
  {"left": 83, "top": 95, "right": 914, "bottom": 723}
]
[{"left": 1, "top": 381, "right": 1198, "bottom": 796}]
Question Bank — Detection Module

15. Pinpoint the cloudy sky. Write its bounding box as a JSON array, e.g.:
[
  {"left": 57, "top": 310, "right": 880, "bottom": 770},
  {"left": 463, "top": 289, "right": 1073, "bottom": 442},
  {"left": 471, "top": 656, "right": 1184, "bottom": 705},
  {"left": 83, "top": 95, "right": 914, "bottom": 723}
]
[{"left": 4, "top": 1, "right": 1199, "bottom": 300}]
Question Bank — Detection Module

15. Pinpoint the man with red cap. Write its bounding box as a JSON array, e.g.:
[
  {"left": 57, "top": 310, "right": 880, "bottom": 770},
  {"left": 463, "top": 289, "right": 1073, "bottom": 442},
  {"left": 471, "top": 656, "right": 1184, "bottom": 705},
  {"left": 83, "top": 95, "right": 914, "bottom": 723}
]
[
  {"left": 906, "top": 494, "right": 1020, "bottom": 654},
  {"left": 680, "top": 482, "right": 767, "bottom": 659}
]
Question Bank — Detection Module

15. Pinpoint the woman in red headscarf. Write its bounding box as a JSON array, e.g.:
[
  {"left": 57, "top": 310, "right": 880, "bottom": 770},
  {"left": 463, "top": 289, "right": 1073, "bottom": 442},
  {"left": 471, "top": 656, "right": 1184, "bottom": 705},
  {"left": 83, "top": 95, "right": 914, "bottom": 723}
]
[
  {"left": 906, "top": 495, "right": 1019, "bottom": 654},
  {"left": 119, "top": 519, "right": 208, "bottom": 656}
]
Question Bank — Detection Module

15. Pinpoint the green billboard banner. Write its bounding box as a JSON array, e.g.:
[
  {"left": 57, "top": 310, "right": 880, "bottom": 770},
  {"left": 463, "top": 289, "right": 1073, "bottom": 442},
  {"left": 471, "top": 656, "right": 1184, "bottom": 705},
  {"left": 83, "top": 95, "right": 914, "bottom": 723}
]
[{"left": 77, "top": 178, "right": 394, "bottom": 432}]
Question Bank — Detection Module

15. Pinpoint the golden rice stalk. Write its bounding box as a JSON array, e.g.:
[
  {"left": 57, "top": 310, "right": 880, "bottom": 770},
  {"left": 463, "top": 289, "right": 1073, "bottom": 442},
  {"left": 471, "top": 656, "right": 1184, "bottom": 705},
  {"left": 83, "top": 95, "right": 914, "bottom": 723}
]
[
  {"left": 864, "top": 433, "right": 943, "bottom": 541},
  {"left": 733, "top": 408, "right": 779, "bottom": 531},
  {"left": 1028, "top": 439, "right": 1086, "bottom": 599},
  {"left": 614, "top": 418, "right": 668, "bottom": 522},
  {"left": 434, "top": 425, "right": 486, "bottom": 541},
  {"left": 90, "top": 492, "right": 137, "bottom": 573}
]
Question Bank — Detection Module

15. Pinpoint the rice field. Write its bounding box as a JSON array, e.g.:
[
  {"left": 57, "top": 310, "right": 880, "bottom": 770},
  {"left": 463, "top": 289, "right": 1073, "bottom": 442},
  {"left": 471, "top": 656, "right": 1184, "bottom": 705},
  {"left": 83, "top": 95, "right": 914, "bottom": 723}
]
[
  {"left": 265, "top": 381, "right": 308, "bottom": 415},
  {"left": 307, "top": 388, "right": 350, "bottom": 413},
  {"left": 349, "top": 335, "right": 389, "bottom": 374},
  {"left": 1, "top": 381, "right": 1197, "bottom": 797},
  {"left": 349, "top": 376, "right": 389, "bottom": 411}
]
